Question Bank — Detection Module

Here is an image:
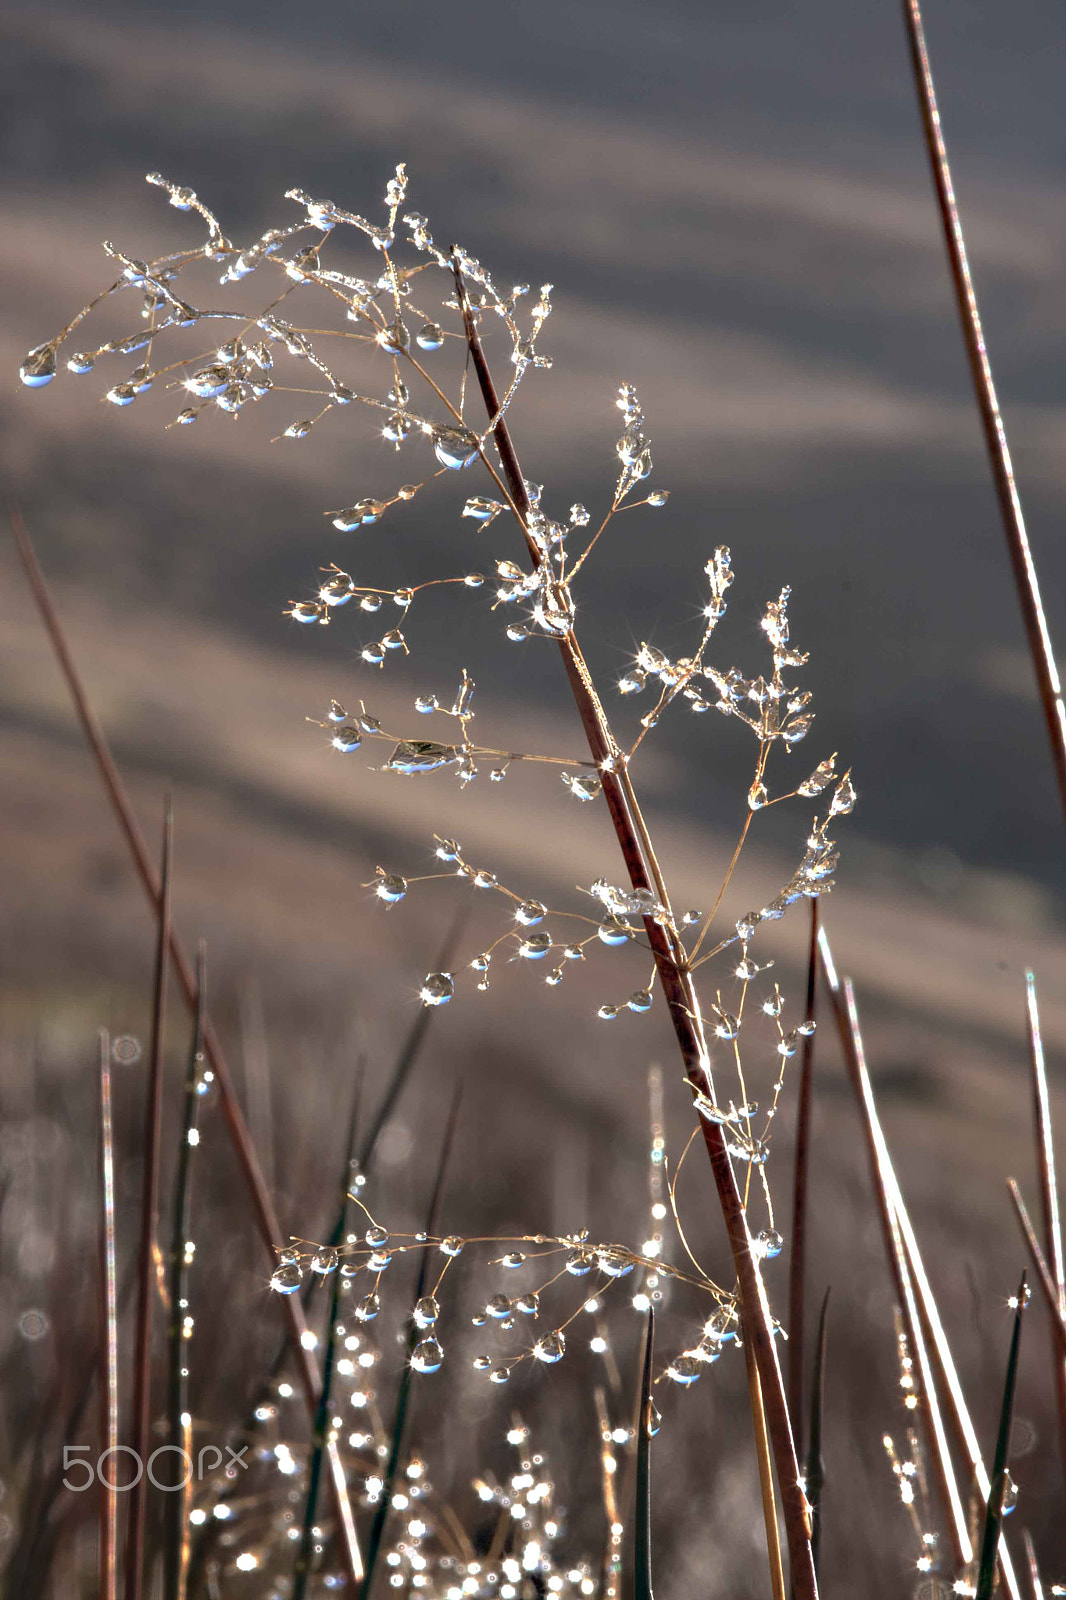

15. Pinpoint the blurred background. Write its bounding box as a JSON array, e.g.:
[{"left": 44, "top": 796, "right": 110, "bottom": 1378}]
[{"left": 2, "top": 0, "right": 1065, "bottom": 1594}]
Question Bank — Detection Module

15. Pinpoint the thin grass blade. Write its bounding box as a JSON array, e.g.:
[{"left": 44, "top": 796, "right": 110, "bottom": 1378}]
[
  {"left": 98, "top": 1030, "right": 119, "bottom": 1600},
  {"left": 362, "top": 1085, "right": 463, "bottom": 1600},
  {"left": 164, "top": 943, "right": 207, "bottom": 1600},
  {"left": 788, "top": 898, "right": 820, "bottom": 1440},
  {"left": 818, "top": 926, "right": 1023, "bottom": 1599},
  {"left": 901, "top": 0, "right": 1066, "bottom": 826},
  {"left": 1021, "top": 1529, "right": 1045, "bottom": 1600},
  {"left": 125, "top": 796, "right": 173, "bottom": 1600},
  {"left": 806, "top": 1289, "right": 830, "bottom": 1582},
  {"left": 1006, "top": 1182, "right": 1066, "bottom": 1357},
  {"left": 976, "top": 1273, "right": 1028, "bottom": 1599},
  {"left": 9, "top": 507, "right": 364, "bottom": 1586},
  {"left": 1024, "top": 973, "right": 1066, "bottom": 1482},
  {"left": 633, "top": 1308, "right": 655, "bottom": 1600}
]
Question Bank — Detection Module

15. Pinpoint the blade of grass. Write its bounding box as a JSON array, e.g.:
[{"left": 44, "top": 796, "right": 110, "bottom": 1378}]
[
  {"left": 975, "top": 1273, "right": 1028, "bottom": 1600},
  {"left": 1021, "top": 1529, "right": 1045, "bottom": 1600},
  {"left": 806, "top": 1289, "right": 830, "bottom": 1583},
  {"left": 1006, "top": 1182, "right": 1066, "bottom": 1357},
  {"left": 633, "top": 1308, "right": 655, "bottom": 1600},
  {"left": 291, "top": 1077, "right": 365, "bottom": 1600},
  {"left": 125, "top": 796, "right": 173, "bottom": 1600},
  {"left": 8, "top": 506, "right": 364, "bottom": 1587},
  {"left": 362, "top": 1085, "right": 463, "bottom": 1600},
  {"left": 165, "top": 943, "right": 207, "bottom": 1600},
  {"left": 1024, "top": 972, "right": 1066, "bottom": 1483},
  {"left": 817, "top": 926, "right": 1024, "bottom": 1599},
  {"left": 788, "top": 898, "right": 820, "bottom": 1440},
  {"left": 742, "top": 1334, "right": 787, "bottom": 1600},
  {"left": 901, "top": 0, "right": 1066, "bottom": 826},
  {"left": 98, "top": 1029, "right": 119, "bottom": 1600},
  {"left": 593, "top": 1387, "right": 623, "bottom": 1600},
  {"left": 455, "top": 270, "right": 817, "bottom": 1600}
]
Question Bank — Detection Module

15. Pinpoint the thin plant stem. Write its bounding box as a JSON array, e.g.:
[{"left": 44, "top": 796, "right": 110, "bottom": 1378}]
[
  {"left": 806, "top": 1290, "right": 830, "bottom": 1583},
  {"left": 824, "top": 962, "right": 970, "bottom": 1572},
  {"left": 452, "top": 262, "right": 818, "bottom": 1600},
  {"left": 98, "top": 1029, "right": 119, "bottom": 1600},
  {"left": 633, "top": 1310, "right": 656, "bottom": 1600},
  {"left": 901, "top": 0, "right": 1066, "bottom": 825},
  {"left": 742, "top": 1336, "right": 787, "bottom": 1600},
  {"left": 975, "top": 1272, "right": 1027, "bottom": 1600},
  {"left": 125, "top": 797, "right": 173, "bottom": 1600},
  {"left": 8, "top": 505, "right": 364, "bottom": 1587},
  {"left": 165, "top": 944, "right": 207, "bottom": 1600},
  {"left": 788, "top": 898, "right": 820, "bottom": 1440},
  {"left": 1006, "top": 1182, "right": 1066, "bottom": 1357},
  {"left": 362, "top": 1085, "right": 464, "bottom": 1600},
  {"left": 1022, "top": 1529, "right": 1045, "bottom": 1600},
  {"left": 1023, "top": 972, "right": 1066, "bottom": 1485},
  {"left": 817, "top": 927, "right": 1023, "bottom": 1599}
]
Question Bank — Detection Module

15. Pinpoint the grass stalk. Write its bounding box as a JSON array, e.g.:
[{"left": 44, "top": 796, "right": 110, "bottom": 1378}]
[
  {"left": 817, "top": 927, "right": 1025, "bottom": 1598},
  {"left": 788, "top": 898, "right": 820, "bottom": 1440},
  {"left": 742, "top": 1335, "right": 787, "bottom": 1600},
  {"left": 453, "top": 263, "right": 817, "bottom": 1600},
  {"left": 1023, "top": 973, "right": 1066, "bottom": 1484},
  {"left": 821, "top": 956, "right": 970, "bottom": 1570},
  {"left": 633, "top": 1309, "right": 655, "bottom": 1600},
  {"left": 1021, "top": 1529, "right": 1045, "bottom": 1600},
  {"left": 9, "top": 505, "right": 364, "bottom": 1588},
  {"left": 125, "top": 796, "right": 173, "bottom": 1600},
  {"left": 98, "top": 1029, "right": 119, "bottom": 1600},
  {"left": 1006, "top": 1182, "right": 1066, "bottom": 1357},
  {"left": 362, "top": 1085, "right": 463, "bottom": 1600},
  {"left": 901, "top": 0, "right": 1066, "bottom": 826},
  {"left": 806, "top": 1290, "right": 830, "bottom": 1582},
  {"left": 975, "top": 1273, "right": 1028, "bottom": 1600},
  {"left": 164, "top": 943, "right": 207, "bottom": 1600}
]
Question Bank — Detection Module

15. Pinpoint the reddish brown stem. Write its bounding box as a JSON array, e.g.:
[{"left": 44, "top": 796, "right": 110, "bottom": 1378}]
[
  {"left": 98, "top": 1031, "right": 119, "bottom": 1600},
  {"left": 787, "top": 897, "right": 820, "bottom": 1440},
  {"left": 824, "top": 968, "right": 970, "bottom": 1573},
  {"left": 1007, "top": 1181, "right": 1066, "bottom": 1358},
  {"left": 1024, "top": 973, "right": 1066, "bottom": 1486},
  {"left": 452, "top": 263, "right": 817, "bottom": 1600},
  {"left": 902, "top": 0, "right": 1066, "bottom": 825},
  {"left": 125, "top": 799, "right": 173, "bottom": 1600},
  {"left": 8, "top": 506, "right": 363, "bottom": 1587}
]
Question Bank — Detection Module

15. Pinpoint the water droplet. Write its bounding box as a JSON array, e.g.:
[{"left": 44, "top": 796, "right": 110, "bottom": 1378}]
[
  {"left": 382, "top": 411, "right": 411, "bottom": 444},
  {"left": 175, "top": 408, "right": 197, "bottom": 425},
  {"left": 320, "top": 575, "right": 354, "bottom": 606},
  {"left": 667, "top": 1354, "right": 702, "bottom": 1386},
  {"left": 533, "top": 1332, "right": 565, "bottom": 1364},
  {"left": 518, "top": 933, "right": 551, "bottom": 960},
  {"left": 360, "top": 594, "right": 383, "bottom": 613},
  {"left": 387, "top": 740, "right": 457, "bottom": 773},
  {"left": 714, "top": 1012, "right": 740, "bottom": 1041},
  {"left": 333, "top": 500, "right": 386, "bottom": 531},
  {"left": 415, "top": 694, "right": 438, "bottom": 714},
  {"left": 416, "top": 322, "right": 444, "bottom": 351},
  {"left": 486, "top": 1294, "right": 512, "bottom": 1320},
  {"left": 331, "top": 727, "right": 363, "bottom": 754},
  {"left": 68, "top": 351, "right": 95, "bottom": 374},
  {"left": 565, "top": 1250, "right": 593, "bottom": 1276},
  {"left": 748, "top": 781, "right": 768, "bottom": 811},
  {"left": 382, "top": 629, "right": 406, "bottom": 650},
  {"left": 830, "top": 774, "right": 857, "bottom": 815},
  {"left": 472, "top": 1355, "right": 492, "bottom": 1370},
  {"left": 20, "top": 344, "right": 57, "bottom": 387},
  {"left": 185, "top": 364, "right": 231, "bottom": 398},
  {"left": 271, "top": 1262, "right": 303, "bottom": 1295},
  {"left": 311, "top": 1247, "right": 338, "bottom": 1275},
  {"left": 627, "top": 990, "right": 653, "bottom": 1013},
  {"left": 375, "top": 873, "right": 407, "bottom": 903},
  {"left": 435, "top": 838, "right": 461, "bottom": 861},
  {"left": 439, "top": 1236, "right": 464, "bottom": 1257},
  {"left": 515, "top": 1291, "right": 539, "bottom": 1315},
  {"left": 1000, "top": 1470, "right": 1019, "bottom": 1515},
  {"left": 563, "top": 945, "right": 585, "bottom": 962},
  {"left": 597, "top": 918, "right": 632, "bottom": 947},
  {"left": 464, "top": 573, "right": 485, "bottom": 588},
  {"left": 514, "top": 900, "right": 546, "bottom": 927},
  {"left": 561, "top": 771, "right": 602, "bottom": 802},
  {"left": 355, "top": 1293, "right": 381, "bottom": 1322},
  {"left": 365, "top": 1224, "right": 388, "bottom": 1248},
  {"left": 361, "top": 642, "right": 386, "bottom": 666},
  {"left": 420, "top": 972, "right": 454, "bottom": 1007},
  {"left": 106, "top": 384, "right": 137, "bottom": 407},
  {"left": 432, "top": 426, "right": 480, "bottom": 470},
  {"left": 413, "top": 1296, "right": 440, "bottom": 1328},
  {"left": 500, "top": 1253, "right": 526, "bottom": 1270},
  {"left": 411, "top": 1338, "right": 443, "bottom": 1373},
  {"left": 377, "top": 318, "right": 409, "bottom": 353},
  {"left": 488, "top": 1367, "right": 510, "bottom": 1385},
  {"left": 285, "top": 419, "right": 314, "bottom": 440},
  {"left": 473, "top": 870, "right": 498, "bottom": 890},
  {"left": 596, "top": 1250, "right": 633, "bottom": 1278},
  {"left": 734, "top": 958, "right": 759, "bottom": 980},
  {"left": 598, "top": 1004, "right": 619, "bottom": 1020},
  {"left": 756, "top": 1229, "right": 784, "bottom": 1259}
]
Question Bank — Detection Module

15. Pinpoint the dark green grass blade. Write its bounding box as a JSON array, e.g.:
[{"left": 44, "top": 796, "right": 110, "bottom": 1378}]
[
  {"left": 806, "top": 1289, "right": 830, "bottom": 1582},
  {"left": 165, "top": 944, "right": 207, "bottom": 1600},
  {"left": 976, "top": 1273, "right": 1028, "bottom": 1600},
  {"left": 126, "top": 797, "right": 173, "bottom": 1600},
  {"left": 788, "top": 898, "right": 820, "bottom": 1439},
  {"left": 362, "top": 1085, "right": 463, "bottom": 1600},
  {"left": 633, "top": 1308, "right": 655, "bottom": 1600},
  {"left": 291, "top": 1082, "right": 366, "bottom": 1600}
]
